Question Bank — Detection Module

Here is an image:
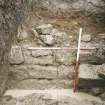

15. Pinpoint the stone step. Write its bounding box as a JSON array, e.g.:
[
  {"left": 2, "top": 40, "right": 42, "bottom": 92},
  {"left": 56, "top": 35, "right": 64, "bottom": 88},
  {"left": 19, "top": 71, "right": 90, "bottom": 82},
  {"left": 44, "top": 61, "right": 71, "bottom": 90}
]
[{"left": 4, "top": 89, "right": 102, "bottom": 103}]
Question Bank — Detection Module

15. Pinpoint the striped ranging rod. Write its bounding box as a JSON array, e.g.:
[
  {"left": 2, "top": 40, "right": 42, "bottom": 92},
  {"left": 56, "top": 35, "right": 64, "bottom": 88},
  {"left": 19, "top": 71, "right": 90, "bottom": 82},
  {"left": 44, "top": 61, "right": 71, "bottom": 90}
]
[{"left": 28, "top": 28, "right": 94, "bottom": 92}]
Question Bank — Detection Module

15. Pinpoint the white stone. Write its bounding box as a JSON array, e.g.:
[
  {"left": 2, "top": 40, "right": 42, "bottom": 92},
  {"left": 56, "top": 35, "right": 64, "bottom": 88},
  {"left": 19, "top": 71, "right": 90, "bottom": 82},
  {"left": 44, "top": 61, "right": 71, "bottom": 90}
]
[
  {"left": 40, "top": 35, "right": 55, "bottom": 45},
  {"left": 8, "top": 45, "right": 24, "bottom": 64},
  {"left": 36, "top": 24, "right": 53, "bottom": 34},
  {"left": 17, "top": 27, "right": 29, "bottom": 40},
  {"left": 81, "top": 34, "right": 91, "bottom": 42}
]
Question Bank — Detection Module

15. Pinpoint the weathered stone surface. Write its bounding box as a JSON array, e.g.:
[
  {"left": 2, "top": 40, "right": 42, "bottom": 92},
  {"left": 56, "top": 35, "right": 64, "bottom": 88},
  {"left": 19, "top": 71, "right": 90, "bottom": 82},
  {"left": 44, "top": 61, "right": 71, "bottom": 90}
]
[
  {"left": 2, "top": 89, "right": 105, "bottom": 105},
  {"left": 36, "top": 24, "right": 53, "bottom": 34},
  {"left": 31, "top": 49, "right": 52, "bottom": 57},
  {"left": 9, "top": 66, "right": 29, "bottom": 80},
  {"left": 25, "top": 55, "right": 54, "bottom": 65},
  {"left": 51, "top": 30, "right": 70, "bottom": 47},
  {"left": 81, "top": 34, "right": 92, "bottom": 42},
  {"left": 8, "top": 45, "right": 24, "bottom": 65},
  {"left": 10, "top": 79, "right": 57, "bottom": 89},
  {"left": 81, "top": 42, "right": 96, "bottom": 49},
  {"left": 78, "top": 64, "right": 105, "bottom": 88},
  {"left": 79, "top": 64, "right": 100, "bottom": 79},
  {"left": 17, "top": 27, "right": 29, "bottom": 41},
  {"left": 27, "top": 65, "right": 57, "bottom": 79},
  {"left": 97, "top": 64, "right": 105, "bottom": 79},
  {"left": 54, "top": 50, "right": 76, "bottom": 65},
  {"left": 40, "top": 35, "right": 55, "bottom": 46},
  {"left": 58, "top": 65, "right": 73, "bottom": 79}
]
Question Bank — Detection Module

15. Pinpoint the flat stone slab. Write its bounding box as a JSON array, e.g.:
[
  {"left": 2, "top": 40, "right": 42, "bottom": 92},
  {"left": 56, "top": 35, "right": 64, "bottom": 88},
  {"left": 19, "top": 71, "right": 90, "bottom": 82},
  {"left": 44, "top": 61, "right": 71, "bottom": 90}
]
[{"left": 4, "top": 89, "right": 102, "bottom": 103}]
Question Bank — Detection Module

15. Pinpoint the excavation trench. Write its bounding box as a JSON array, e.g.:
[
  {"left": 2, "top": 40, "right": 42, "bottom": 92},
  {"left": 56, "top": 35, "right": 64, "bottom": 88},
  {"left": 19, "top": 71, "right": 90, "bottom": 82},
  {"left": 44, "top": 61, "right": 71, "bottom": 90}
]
[{"left": 1, "top": 0, "right": 105, "bottom": 104}]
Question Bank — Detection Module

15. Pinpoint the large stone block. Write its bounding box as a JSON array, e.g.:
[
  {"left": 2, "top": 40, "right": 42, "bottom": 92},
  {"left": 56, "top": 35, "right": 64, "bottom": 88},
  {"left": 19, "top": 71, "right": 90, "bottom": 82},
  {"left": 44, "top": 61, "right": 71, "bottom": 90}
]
[
  {"left": 9, "top": 65, "right": 29, "bottom": 81},
  {"left": 31, "top": 50, "right": 52, "bottom": 57},
  {"left": 24, "top": 55, "right": 54, "bottom": 65},
  {"left": 54, "top": 50, "right": 76, "bottom": 65},
  {"left": 81, "top": 34, "right": 92, "bottom": 42},
  {"left": 27, "top": 65, "right": 57, "bottom": 79},
  {"left": 79, "top": 64, "right": 100, "bottom": 79},
  {"left": 40, "top": 35, "right": 55, "bottom": 46},
  {"left": 8, "top": 45, "right": 24, "bottom": 65},
  {"left": 10, "top": 79, "right": 57, "bottom": 89}
]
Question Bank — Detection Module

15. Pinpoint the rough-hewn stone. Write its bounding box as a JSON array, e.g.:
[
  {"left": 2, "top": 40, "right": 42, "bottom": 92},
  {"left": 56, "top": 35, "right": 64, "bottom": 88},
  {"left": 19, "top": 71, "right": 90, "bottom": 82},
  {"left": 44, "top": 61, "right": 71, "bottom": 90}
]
[
  {"left": 81, "top": 34, "right": 92, "bottom": 42},
  {"left": 79, "top": 64, "right": 100, "bottom": 79},
  {"left": 31, "top": 50, "right": 52, "bottom": 57},
  {"left": 40, "top": 35, "right": 55, "bottom": 46},
  {"left": 24, "top": 55, "right": 54, "bottom": 65},
  {"left": 8, "top": 45, "right": 24, "bottom": 65},
  {"left": 36, "top": 24, "right": 53, "bottom": 35},
  {"left": 27, "top": 65, "right": 57, "bottom": 79}
]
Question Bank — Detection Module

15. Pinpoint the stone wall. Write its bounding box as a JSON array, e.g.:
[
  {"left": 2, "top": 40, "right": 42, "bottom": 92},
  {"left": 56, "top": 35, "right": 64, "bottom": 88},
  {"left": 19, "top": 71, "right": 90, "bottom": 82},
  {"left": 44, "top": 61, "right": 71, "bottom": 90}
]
[
  {"left": 7, "top": 24, "right": 74, "bottom": 89},
  {"left": 7, "top": 23, "right": 105, "bottom": 95},
  {"left": 0, "top": 0, "right": 105, "bottom": 98}
]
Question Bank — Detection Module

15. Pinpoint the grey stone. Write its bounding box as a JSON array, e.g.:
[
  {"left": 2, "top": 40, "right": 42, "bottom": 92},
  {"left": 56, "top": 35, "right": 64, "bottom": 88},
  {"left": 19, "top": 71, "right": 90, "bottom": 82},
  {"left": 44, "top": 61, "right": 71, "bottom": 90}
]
[
  {"left": 51, "top": 30, "right": 70, "bottom": 47},
  {"left": 9, "top": 66, "right": 29, "bottom": 81},
  {"left": 24, "top": 55, "right": 54, "bottom": 65},
  {"left": 40, "top": 35, "right": 55, "bottom": 45},
  {"left": 57, "top": 65, "right": 73, "bottom": 79},
  {"left": 11, "top": 79, "right": 57, "bottom": 89},
  {"left": 31, "top": 50, "right": 52, "bottom": 57},
  {"left": 80, "top": 42, "right": 96, "bottom": 49},
  {"left": 8, "top": 45, "right": 24, "bottom": 65},
  {"left": 79, "top": 64, "right": 100, "bottom": 79},
  {"left": 54, "top": 50, "right": 76, "bottom": 65},
  {"left": 27, "top": 65, "right": 57, "bottom": 79},
  {"left": 81, "top": 34, "right": 92, "bottom": 42},
  {"left": 36, "top": 24, "right": 53, "bottom": 34}
]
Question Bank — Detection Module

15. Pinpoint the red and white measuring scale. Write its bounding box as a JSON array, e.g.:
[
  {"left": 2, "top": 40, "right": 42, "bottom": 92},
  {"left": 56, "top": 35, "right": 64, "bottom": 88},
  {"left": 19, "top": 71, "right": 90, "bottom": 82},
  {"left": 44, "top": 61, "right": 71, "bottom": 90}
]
[{"left": 28, "top": 28, "right": 94, "bottom": 92}]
